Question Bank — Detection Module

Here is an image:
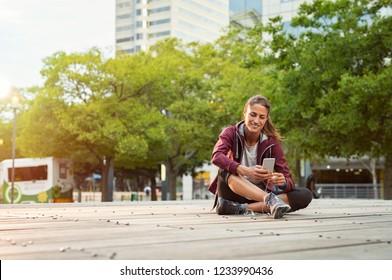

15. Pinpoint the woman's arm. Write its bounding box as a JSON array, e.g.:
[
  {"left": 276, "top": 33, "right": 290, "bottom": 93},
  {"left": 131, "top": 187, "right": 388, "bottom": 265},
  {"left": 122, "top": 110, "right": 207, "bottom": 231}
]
[{"left": 211, "top": 126, "right": 240, "bottom": 174}]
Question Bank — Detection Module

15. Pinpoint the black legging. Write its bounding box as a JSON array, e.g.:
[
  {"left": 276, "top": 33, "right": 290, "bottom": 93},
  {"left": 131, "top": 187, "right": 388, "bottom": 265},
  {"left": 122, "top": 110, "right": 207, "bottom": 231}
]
[{"left": 217, "top": 169, "right": 313, "bottom": 212}]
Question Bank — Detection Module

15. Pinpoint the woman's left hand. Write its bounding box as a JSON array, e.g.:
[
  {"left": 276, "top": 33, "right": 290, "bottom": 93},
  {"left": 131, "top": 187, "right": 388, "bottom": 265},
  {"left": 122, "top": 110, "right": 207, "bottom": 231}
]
[{"left": 269, "top": 172, "right": 286, "bottom": 187}]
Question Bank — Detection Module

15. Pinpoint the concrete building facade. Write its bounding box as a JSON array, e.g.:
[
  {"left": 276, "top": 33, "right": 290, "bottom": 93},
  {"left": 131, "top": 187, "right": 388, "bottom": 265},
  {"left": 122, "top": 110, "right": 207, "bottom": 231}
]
[{"left": 115, "top": 0, "right": 230, "bottom": 54}]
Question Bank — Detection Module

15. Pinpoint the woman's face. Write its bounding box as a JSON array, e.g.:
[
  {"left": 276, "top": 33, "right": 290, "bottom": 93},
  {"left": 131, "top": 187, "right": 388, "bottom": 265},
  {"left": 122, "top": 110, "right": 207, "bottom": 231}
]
[{"left": 243, "top": 103, "right": 269, "bottom": 135}]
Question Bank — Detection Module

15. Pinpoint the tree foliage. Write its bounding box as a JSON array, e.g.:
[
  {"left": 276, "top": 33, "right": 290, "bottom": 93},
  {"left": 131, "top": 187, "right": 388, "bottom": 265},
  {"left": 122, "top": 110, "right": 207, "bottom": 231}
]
[
  {"left": 261, "top": 0, "right": 392, "bottom": 197},
  {"left": 7, "top": 0, "right": 392, "bottom": 200},
  {"left": 15, "top": 38, "right": 271, "bottom": 200}
]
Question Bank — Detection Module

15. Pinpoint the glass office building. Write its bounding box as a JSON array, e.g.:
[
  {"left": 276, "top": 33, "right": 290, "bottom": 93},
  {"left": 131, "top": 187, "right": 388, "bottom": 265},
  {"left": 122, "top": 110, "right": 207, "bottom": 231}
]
[
  {"left": 115, "top": 0, "right": 312, "bottom": 53},
  {"left": 230, "top": 0, "right": 262, "bottom": 28},
  {"left": 115, "top": 0, "right": 230, "bottom": 54}
]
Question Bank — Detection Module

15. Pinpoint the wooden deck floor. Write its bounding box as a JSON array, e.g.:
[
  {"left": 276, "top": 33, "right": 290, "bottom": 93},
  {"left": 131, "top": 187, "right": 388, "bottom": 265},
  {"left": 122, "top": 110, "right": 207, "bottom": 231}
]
[{"left": 0, "top": 198, "right": 391, "bottom": 260}]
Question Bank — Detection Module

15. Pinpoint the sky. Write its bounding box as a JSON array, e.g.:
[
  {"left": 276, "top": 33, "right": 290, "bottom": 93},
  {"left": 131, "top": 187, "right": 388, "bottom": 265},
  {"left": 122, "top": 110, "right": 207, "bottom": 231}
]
[{"left": 0, "top": 0, "right": 115, "bottom": 97}]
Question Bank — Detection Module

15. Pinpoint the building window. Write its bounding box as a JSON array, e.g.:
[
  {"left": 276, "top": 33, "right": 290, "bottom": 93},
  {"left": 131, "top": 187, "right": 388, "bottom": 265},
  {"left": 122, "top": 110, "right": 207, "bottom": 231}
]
[
  {"left": 136, "top": 33, "right": 144, "bottom": 40},
  {"left": 59, "top": 163, "right": 67, "bottom": 179},
  {"left": 148, "top": 6, "right": 170, "bottom": 15},
  {"left": 116, "top": 13, "right": 132, "bottom": 20},
  {"left": 116, "top": 24, "right": 134, "bottom": 32},
  {"left": 8, "top": 165, "right": 48, "bottom": 182},
  {"left": 116, "top": 37, "right": 132, "bottom": 43},
  {"left": 117, "top": 2, "right": 131, "bottom": 8},
  {"left": 148, "top": 30, "right": 170, "bottom": 38},
  {"left": 149, "top": 18, "right": 170, "bottom": 26}
]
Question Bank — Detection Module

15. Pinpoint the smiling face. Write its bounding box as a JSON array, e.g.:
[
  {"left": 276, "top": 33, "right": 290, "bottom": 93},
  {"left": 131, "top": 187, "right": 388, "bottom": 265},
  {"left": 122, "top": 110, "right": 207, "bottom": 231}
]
[{"left": 243, "top": 103, "right": 269, "bottom": 136}]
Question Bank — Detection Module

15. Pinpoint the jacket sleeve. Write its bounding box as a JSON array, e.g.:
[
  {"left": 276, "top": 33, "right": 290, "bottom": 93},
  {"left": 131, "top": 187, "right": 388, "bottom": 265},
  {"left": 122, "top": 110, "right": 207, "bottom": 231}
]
[
  {"left": 211, "top": 126, "right": 240, "bottom": 174},
  {"left": 271, "top": 140, "right": 295, "bottom": 192}
]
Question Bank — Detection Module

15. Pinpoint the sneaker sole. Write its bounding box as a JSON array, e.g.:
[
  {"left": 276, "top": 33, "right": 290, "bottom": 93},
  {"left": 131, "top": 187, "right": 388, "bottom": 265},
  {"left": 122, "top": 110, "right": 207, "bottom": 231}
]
[{"left": 273, "top": 205, "right": 291, "bottom": 219}]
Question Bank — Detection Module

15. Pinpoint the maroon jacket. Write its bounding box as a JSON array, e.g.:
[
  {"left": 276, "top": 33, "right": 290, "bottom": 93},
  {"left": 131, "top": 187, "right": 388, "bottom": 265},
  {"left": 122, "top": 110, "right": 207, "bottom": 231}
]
[{"left": 208, "top": 120, "right": 295, "bottom": 194}]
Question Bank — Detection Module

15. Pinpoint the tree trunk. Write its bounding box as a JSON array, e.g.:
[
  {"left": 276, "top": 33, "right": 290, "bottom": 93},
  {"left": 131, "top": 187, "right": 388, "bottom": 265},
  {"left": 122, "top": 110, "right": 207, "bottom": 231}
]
[
  {"left": 150, "top": 172, "right": 157, "bottom": 201},
  {"left": 383, "top": 155, "right": 392, "bottom": 200},
  {"left": 370, "top": 158, "right": 378, "bottom": 199},
  {"left": 101, "top": 156, "right": 113, "bottom": 202},
  {"left": 169, "top": 171, "right": 177, "bottom": 200},
  {"left": 361, "top": 157, "right": 379, "bottom": 199},
  {"left": 163, "top": 159, "right": 179, "bottom": 200},
  {"left": 295, "top": 159, "right": 304, "bottom": 188}
]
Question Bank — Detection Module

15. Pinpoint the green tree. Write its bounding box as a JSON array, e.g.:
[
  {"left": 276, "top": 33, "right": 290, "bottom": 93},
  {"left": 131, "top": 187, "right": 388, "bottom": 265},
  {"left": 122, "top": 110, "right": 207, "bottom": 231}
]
[
  {"left": 18, "top": 49, "right": 162, "bottom": 201},
  {"left": 16, "top": 35, "right": 292, "bottom": 202},
  {"left": 136, "top": 39, "right": 219, "bottom": 199},
  {"left": 262, "top": 0, "right": 392, "bottom": 198},
  {"left": 147, "top": 37, "right": 275, "bottom": 199},
  {"left": 0, "top": 88, "right": 26, "bottom": 162},
  {"left": 17, "top": 40, "right": 228, "bottom": 201},
  {"left": 0, "top": 120, "right": 12, "bottom": 161}
]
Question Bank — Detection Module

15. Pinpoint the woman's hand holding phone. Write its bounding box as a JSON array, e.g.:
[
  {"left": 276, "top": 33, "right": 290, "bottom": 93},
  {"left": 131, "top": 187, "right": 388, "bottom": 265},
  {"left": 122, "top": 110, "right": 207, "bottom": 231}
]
[{"left": 245, "top": 165, "right": 271, "bottom": 181}]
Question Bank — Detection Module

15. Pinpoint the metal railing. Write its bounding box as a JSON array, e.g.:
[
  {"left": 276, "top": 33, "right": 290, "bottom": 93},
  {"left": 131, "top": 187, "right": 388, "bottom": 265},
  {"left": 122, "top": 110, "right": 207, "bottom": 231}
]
[{"left": 316, "top": 183, "right": 381, "bottom": 199}]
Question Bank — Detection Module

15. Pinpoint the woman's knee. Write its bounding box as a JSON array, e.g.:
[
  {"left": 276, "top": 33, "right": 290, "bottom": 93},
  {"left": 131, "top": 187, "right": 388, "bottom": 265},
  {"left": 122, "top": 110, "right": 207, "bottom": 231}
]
[{"left": 288, "top": 188, "right": 313, "bottom": 212}]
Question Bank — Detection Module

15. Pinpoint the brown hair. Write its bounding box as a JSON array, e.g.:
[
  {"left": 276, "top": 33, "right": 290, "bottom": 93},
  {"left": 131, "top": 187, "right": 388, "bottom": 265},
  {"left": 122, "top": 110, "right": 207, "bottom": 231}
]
[{"left": 244, "top": 95, "right": 282, "bottom": 141}]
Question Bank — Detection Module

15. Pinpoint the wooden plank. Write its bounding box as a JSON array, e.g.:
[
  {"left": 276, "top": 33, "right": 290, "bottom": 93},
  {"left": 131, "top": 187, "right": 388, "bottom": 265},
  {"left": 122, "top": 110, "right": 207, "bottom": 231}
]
[{"left": 0, "top": 199, "right": 391, "bottom": 260}]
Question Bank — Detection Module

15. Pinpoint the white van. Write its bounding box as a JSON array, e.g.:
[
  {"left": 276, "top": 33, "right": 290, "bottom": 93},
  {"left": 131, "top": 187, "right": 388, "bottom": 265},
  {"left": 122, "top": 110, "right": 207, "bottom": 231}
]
[{"left": 0, "top": 157, "right": 74, "bottom": 203}]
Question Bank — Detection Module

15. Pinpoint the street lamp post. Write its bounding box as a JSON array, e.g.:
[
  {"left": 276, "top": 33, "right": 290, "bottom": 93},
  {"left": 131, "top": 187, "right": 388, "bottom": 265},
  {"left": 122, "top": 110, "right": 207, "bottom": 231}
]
[{"left": 10, "top": 93, "right": 20, "bottom": 204}]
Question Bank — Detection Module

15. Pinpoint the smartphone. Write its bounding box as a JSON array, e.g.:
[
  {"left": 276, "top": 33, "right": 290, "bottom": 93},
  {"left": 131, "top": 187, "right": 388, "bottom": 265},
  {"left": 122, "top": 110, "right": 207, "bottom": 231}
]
[{"left": 262, "top": 158, "right": 275, "bottom": 172}]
